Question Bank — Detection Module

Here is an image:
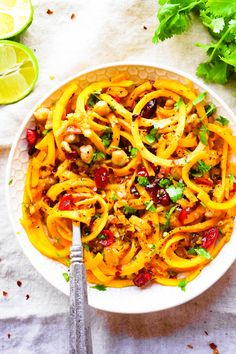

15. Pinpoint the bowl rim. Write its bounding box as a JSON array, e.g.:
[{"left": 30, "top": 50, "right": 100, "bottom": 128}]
[{"left": 5, "top": 61, "right": 236, "bottom": 314}]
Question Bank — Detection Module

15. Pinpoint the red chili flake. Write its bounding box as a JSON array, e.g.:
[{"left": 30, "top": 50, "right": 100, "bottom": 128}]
[
  {"left": 143, "top": 25, "right": 147, "bottom": 30},
  {"left": 233, "top": 183, "right": 236, "bottom": 191},
  {"left": 26, "top": 294, "right": 30, "bottom": 300},
  {"left": 114, "top": 96, "right": 121, "bottom": 103},
  {"left": 66, "top": 149, "right": 79, "bottom": 160},
  {"left": 137, "top": 166, "right": 148, "bottom": 177},
  {"left": 94, "top": 167, "right": 109, "bottom": 188},
  {"left": 202, "top": 227, "right": 219, "bottom": 249},
  {"left": 16, "top": 280, "right": 22, "bottom": 287},
  {"left": 70, "top": 13, "right": 76, "bottom": 20},
  {"left": 204, "top": 330, "right": 209, "bottom": 335},
  {"left": 99, "top": 230, "right": 114, "bottom": 247},
  {"left": 178, "top": 208, "right": 189, "bottom": 225},
  {"left": 194, "top": 177, "right": 213, "bottom": 186},
  {"left": 59, "top": 194, "right": 74, "bottom": 211},
  {"left": 3, "top": 291, "right": 8, "bottom": 297},
  {"left": 26, "top": 129, "right": 37, "bottom": 146},
  {"left": 187, "top": 344, "right": 193, "bottom": 349},
  {"left": 7, "top": 333, "right": 11, "bottom": 339},
  {"left": 47, "top": 9, "right": 53, "bottom": 15},
  {"left": 133, "top": 270, "right": 152, "bottom": 287},
  {"left": 209, "top": 343, "right": 219, "bottom": 353}
]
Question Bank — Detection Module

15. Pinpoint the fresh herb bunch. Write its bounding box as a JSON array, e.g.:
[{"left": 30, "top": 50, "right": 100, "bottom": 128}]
[{"left": 153, "top": 0, "right": 236, "bottom": 85}]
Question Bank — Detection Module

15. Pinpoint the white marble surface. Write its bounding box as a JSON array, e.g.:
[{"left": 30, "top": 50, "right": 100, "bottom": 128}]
[{"left": 1, "top": 0, "right": 236, "bottom": 353}]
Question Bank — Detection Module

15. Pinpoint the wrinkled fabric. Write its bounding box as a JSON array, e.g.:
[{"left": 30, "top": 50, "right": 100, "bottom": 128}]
[{"left": 0, "top": 1, "right": 236, "bottom": 353}]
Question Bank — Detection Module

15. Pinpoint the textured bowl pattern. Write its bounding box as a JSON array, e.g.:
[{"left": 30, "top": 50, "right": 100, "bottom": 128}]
[{"left": 6, "top": 63, "right": 236, "bottom": 313}]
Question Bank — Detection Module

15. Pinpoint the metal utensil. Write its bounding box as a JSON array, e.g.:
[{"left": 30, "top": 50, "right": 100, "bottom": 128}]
[{"left": 70, "top": 223, "right": 93, "bottom": 354}]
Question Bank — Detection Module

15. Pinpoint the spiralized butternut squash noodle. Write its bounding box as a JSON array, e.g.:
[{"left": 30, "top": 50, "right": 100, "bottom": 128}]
[{"left": 21, "top": 74, "right": 236, "bottom": 289}]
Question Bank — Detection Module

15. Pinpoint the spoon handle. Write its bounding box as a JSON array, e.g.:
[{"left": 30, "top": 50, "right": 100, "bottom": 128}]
[{"left": 69, "top": 245, "right": 93, "bottom": 354}]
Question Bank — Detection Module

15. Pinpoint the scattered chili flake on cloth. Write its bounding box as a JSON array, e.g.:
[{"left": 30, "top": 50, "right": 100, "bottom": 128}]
[
  {"left": 47, "top": 9, "right": 53, "bottom": 15},
  {"left": 16, "top": 280, "right": 22, "bottom": 287},
  {"left": 70, "top": 13, "right": 76, "bottom": 20},
  {"left": 2, "top": 291, "right": 8, "bottom": 297},
  {"left": 209, "top": 342, "right": 219, "bottom": 354}
]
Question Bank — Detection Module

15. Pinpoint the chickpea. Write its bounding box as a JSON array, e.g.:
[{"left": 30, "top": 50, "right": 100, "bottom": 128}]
[
  {"left": 94, "top": 101, "right": 111, "bottom": 116},
  {"left": 80, "top": 145, "right": 94, "bottom": 164},
  {"left": 34, "top": 107, "right": 51, "bottom": 121},
  {"left": 111, "top": 150, "right": 128, "bottom": 167},
  {"left": 165, "top": 99, "right": 175, "bottom": 107},
  {"left": 64, "top": 133, "right": 78, "bottom": 144},
  {"left": 61, "top": 141, "right": 72, "bottom": 153}
]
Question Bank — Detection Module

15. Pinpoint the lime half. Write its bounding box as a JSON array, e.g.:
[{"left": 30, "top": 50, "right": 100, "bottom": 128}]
[
  {"left": 0, "top": 0, "right": 33, "bottom": 40},
  {"left": 0, "top": 40, "right": 38, "bottom": 104}
]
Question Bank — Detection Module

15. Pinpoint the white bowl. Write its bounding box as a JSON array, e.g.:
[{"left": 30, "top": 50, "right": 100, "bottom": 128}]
[{"left": 6, "top": 62, "right": 236, "bottom": 314}]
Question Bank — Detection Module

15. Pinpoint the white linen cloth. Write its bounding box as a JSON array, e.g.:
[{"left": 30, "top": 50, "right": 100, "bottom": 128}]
[{"left": 0, "top": 1, "right": 236, "bottom": 353}]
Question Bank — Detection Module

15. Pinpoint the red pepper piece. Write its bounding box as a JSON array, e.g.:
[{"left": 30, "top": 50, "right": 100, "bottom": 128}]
[
  {"left": 114, "top": 96, "right": 121, "bottom": 103},
  {"left": 178, "top": 208, "right": 189, "bottom": 224},
  {"left": 202, "top": 227, "right": 219, "bottom": 249},
  {"left": 233, "top": 183, "right": 236, "bottom": 192},
  {"left": 59, "top": 194, "right": 74, "bottom": 210},
  {"left": 194, "top": 177, "right": 213, "bottom": 186},
  {"left": 137, "top": 166, "right": 148, "bottom": 177},
  {"left": 99, "top": 230, "right": 114, "bottom": 247},
  {"left": 94, "top": 167, "right": 109, "bottom": 188},
  {"left": 133, "top": 270, "right": 152, "bottom": 287},
  {"left": 26, "top": 129, "right": 37, "bottom": 146}
]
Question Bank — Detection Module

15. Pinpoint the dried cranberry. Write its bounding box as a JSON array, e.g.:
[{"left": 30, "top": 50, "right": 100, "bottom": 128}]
[
  {"left": 194, "top": 177, "right": 213, "bottom": 187},
  {"left": 140, "top": 99, "right": 157, "bottom": 118},
  {"left": 130, "top": 185, "right": 140, "bottom": 197},
  {"left": 94, "top": 167, "right": 109, "bottom": 188},
  {"left": 178, "top": 208, "right": 189, "bottom": 225},
  {"left": 137, "top": 166, "right": 148, "bottom": 177},
  {"left": 133, "top": 270, "right": 152, "bottom": 287},
  {"left": 26, "top": 129, "right": 37, "bottom": 146},
  {"left": 155, "top": 188, "right": 171, "bottom": 206},
  {"left": 59, "top": 194, "right": 74, "bottom": 210},
  {"left": 202, "top": 227, "right": 219, "bottom": 249},
  {"left": 233, "top": 183, "right": 236, "bottom": 192},
  {"left": 66, "top": 150, "right": 79, "bottom": 160},
  {"left": 99, "top": 230, "right": 114, "bottom": 247}
]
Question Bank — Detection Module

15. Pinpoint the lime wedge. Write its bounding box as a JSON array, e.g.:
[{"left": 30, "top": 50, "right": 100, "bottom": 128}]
[
  {"left": 0, "top": 40, "right": 38, "bottom": 104},
  {"left": 0, "top": 0, "right": 33, "bottom": 40}
]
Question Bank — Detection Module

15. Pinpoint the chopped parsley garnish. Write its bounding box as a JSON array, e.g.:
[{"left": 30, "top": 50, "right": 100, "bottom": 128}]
[
  {"left": 174, "top": 97, "right": 183, "bottom": 110},
  {"left": 158, "top": 178, "right": 171, "bottom": 188},
  {"left": 191, "top": 160, "right": 212, "bottom": 177},
  {"left": 144, "top": 200, "right": 157, "bottom": 212},
  {"left": 137, "top": 176, "right": 149, "bottom": 187},
  {"left": 199, "top": 125, "right": 208, "bottom": 145},
  {"left": 87, "top": 91, "right": 100, "bottom": 107},
  {"left": 148, "top": 243, "right": 156, "bottom": 250},
  {"left": 163, "top": 205, "right": 176, "bottom": 230},
  {"left": 124, "top": 204, "right": 137, "bottom": 215},
  {"left": 188, "top": 247, "right": 212, "bottom": 260},
  {"left": 178, "top": 278, "right": 188, "bottom": 292},
  {"left": 42, "top": 129, "right": 51, "bottom": 135},
  {"left": 65, "top": 258, "right": 71, "bottom": 267},
  {"left": 97, "top": 234, "right": 106, "bottom": 240},
  {"left": 8, "top": 179, "right": 13, "bottom": 185},
  {"left": 93, "top": 151, "right": 106, "bottom": 161},
  {"left": 166, "top": 185, "right": 184, "bottom": 203},
  {"left": 204, "top": 103, "right": 216, "bottom": 117},
  {"left": 145, "top": 127, "right": 160, "bottom": 144},
  {"left": 91, "top": 284, "right": 107, "bottom": 291},
  {"left": 93, "top": 213, "right": 101, "bottom": 219},
  {"left": 109, "top": 104, "right": 116, "bottom": 111},
  {"left": 216, "top": 116, "right": 229, "bottom": 126},
  {"left": 193, "top": 92, "right": 207, "bottom": 105},
  {"left": 129, "top": 146, "right": 139, "bottom": 158},
  {"left": 62, "top": 272, "right": 70, "bottom": 282},
  {"left": 83, "top": 244, "right": 90, "bottom": 251},
  {"left": 101, "top": 132, "right": 111, "bottom": 148},
  {"left": 228, "top": 174, "right": 236, "bottom": 183},
  {"left": 112, "top": 193, "right": 118, "bottom": 201}
]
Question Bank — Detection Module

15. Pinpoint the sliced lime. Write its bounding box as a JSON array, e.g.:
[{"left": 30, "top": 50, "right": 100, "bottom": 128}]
[
  {"left": 0, "top": 40, "right": 38, "bottom": 104},
  {"left": 0, "top": 0, "right": 33, "bottom": 40}
]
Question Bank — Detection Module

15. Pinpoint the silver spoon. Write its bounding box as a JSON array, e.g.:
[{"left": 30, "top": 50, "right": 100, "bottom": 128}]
[{"left": 69, "top": 223, "right": 93, "bottom": 354}]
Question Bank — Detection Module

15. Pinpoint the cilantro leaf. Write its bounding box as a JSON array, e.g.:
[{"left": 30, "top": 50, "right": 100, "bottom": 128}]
[
  {"left": 199, "top": 125, "right": 208, "bottom": 145},
  {"left": 191, "top": 160, "right": 212, "bottom": 177},
  {"left": 193, "top": 92, "right": 207, "bottom": 105},
  {"left": 112, "top": 193, "right": 118, "bottom": 201},
  {"left": 144, "top": 200, "right": 157, "bottom": 212},
  {"left": 8, "top": 179, "right": 13, "bottom": 185},
  {"left": 216, "top": 116, "right": 229, "bottom": 126},
  {"left": 195, "top": 247, "right": 212, "bottom": 259},
  {"left": 124, "top": 204, "right": 137, "bottom": 215},
  {"left": 129, "top": 147, "right": 139, "bottom": 158},
  {"left": 178, "top": 278, "right": 188, "bottom": 292},
  {"left": 196, "top": 60, "right": 229, "bottom": 85},
  {"left": 93, "top": 151, "right": 106, "bottom": 162},
  {"left": 62, "top": 272, "right": 70, "bottom": 282},
  {"left": 163, "top": 205, "right": 176, "bottom": 230},
  {"left": 43, "top": 129, "right": 52, "bottom": 135},
  {"left": 91, "top": 284, "right": 107, "bottom": 291},
  {"left": 83, "top": 244, "right": 90, "bottom": 251},
  {"left": 166, "top": 185, "right": 184, "bottom": 202},
  {"left": 101, "top": 132, "right": 111, "bottom": 148},
  {"left": 206, "top": 0, "right": 236, "bottom": 18},
  {"left": 137, "top": 176, "right": 149, "bottom": 187},
  {"left": 204, "top": 103, "right": 216, "bottom": 117},
  {"left": 87, "top": 91, "right": 100, "bottom": 107}
]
